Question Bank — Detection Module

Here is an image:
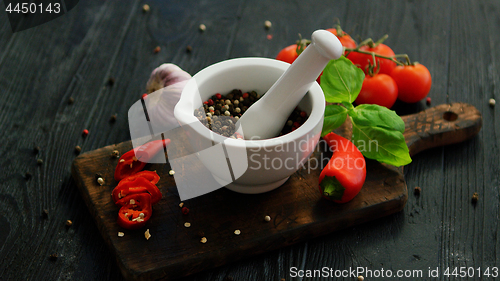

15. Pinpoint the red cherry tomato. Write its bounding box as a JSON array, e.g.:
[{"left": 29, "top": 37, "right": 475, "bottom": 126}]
[
  {"left": 390, "top": 63, "right": 432, "bottom": 103},
  {"left": 348, "top": 43, "right": 396, "bottom": 75},
  {"left": 275, "top": 44, "right": 299, "bottom": 64},
  {"left": 355, "top": 74, "right": 398, "bottom": 109},
  {"left": 276, "top": 29, "right": 357, "bottom": 84},
  {"left": 314, "top": 28, "right": 358, "bottom": 84},
  {"left": 325, "top": 28, "right": 357, "bottom": 54},
  {"left": 276, "top": 44, "right": 322, "bottom": 84}
]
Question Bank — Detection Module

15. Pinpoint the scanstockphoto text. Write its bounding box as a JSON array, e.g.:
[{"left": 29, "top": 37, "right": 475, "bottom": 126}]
[
  {"left": 246, "top": 136, "right": 378, "bottom": 172},
  {"left": 289, "top": 266, "right": 499, "bottom": 279}
]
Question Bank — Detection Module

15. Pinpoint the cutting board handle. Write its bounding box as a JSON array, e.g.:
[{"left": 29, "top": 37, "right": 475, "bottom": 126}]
[{"left": 402, "top": 102, "right": 482, "bottom": 156}]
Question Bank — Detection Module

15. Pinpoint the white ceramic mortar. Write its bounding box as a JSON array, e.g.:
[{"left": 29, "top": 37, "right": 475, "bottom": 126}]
[{"left": 174, "top": 57, "right": 325, "bottom": 194}]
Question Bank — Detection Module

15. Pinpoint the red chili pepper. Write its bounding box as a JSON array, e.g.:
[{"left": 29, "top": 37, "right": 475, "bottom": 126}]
[
  {"left": 114, "top": 150, "right": 147, "bottom": 182},
  {"left": 112, "top": 177, "right": 162, "bottom": 205},
  {"left": 114, "top": 139, "right": 170, "bottom": 181},
  {"left": 134, "top": 139, "right": 170, "bottom": 163},
  {"left": 120, "top": 170, "right": 160, "bottom": 185},
  {"left": 116, "top": 193, "right": 152, "bottom": 230},
  {"left": 318, "top": 132, "right": 366, "bottom": 203}
]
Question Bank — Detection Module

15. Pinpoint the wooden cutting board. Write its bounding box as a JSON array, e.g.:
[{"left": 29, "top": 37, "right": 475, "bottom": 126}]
[{"left": 71, "top": 102, "right": 481, "bottom": 280}]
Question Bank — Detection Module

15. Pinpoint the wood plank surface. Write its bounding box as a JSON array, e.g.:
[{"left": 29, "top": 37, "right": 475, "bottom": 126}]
[
  {"left": 72, "top": 139, "right": 406, "bottom": 280},
  {"left": 70, "top": 103, "right": 481, "bottom": 280},
  {"left": 0, "top": 0, "right": 499, "bottom": 280}
]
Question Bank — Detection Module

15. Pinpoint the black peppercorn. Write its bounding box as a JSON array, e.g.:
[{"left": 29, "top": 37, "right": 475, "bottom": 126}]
[
  {"left": 42, "top": 209, "right": 49, "bottom": 219},
  {"left": 107, "top": 77, "right": 115, "bottom": 86},
  {"left": 414, "top": 186, "right": 421, "bottom": 195},
  {"left": 472, "top": 192, "right": 479, "bottom": 204}
]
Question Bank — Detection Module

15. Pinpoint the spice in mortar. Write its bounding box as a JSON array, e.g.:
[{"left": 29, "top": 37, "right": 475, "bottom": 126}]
[{"left": 195, "top": 89, "right": 309, "bottom": 138}]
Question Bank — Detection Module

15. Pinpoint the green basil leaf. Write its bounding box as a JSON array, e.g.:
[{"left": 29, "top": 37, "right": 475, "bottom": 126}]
[
  {"left": 341, "top": 101, "right": 354, "bottom": 111},
  {"left": 320, "top": 56, "right": 365, "bottom": 103},
  {"left": 350, "top": 105, "right": 411, "bottom": 166},
  {"left": 351, "top": 104, "right": 405, "bottom": 133},
  {"left": 322, "top": 105, "right": 348, "bottom": 137}
]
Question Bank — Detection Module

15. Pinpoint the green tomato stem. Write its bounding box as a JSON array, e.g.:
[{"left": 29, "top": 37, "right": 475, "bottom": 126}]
[
  {"left": 344, "top": 47, "right": 408, "bottom": 66},
  {"left": 295, "top": 34, "right": 311, "bottom": 56}
]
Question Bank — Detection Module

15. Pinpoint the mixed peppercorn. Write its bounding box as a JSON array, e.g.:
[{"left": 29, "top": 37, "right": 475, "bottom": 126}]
[{"left": 195, "top": 89, "right": 309, "bottom": 138}]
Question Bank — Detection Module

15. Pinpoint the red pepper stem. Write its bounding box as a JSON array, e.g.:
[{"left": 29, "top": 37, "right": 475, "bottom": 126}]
[{"left": 320, "top": 176, "right": 345, "bottom": 201}]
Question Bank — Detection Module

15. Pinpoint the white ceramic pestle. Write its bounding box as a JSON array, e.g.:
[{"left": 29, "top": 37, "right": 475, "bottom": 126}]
[{"left": 236, "top": 29, "right": 343, "bottom": 140}]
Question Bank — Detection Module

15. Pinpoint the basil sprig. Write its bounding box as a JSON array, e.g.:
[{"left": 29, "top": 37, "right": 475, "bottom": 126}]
[{"left": 320, "top": 57, "right": 412, "bottom": 166}]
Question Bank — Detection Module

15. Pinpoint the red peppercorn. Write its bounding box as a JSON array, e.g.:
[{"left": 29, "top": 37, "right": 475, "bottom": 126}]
[
  {"left": 291, "top": 127, "right": 297, "bottom": 131},
  {"left": 203, "top": 101, "right": 209, "bottom": 105},
  {"left": 181, "top": 206, "right": 189, "bottom": 215},
  {"left": 215, "top": 93, "right": 222, "bottom": 99},
  {"left": 82, "top": 129, "right": 89, "bottom": 137},
  {"left": 142, "top": 93, "right": 148, "bottom": 99},
  {"left": 426, "top": 97, "right": 431, "bottom": 105},
  {"left": 293, "top": 122, "right": 300, "bottom": 128},
  {"left": 208, "top": 99, "right": 214, "bottom": 106},
  {"left": 300, "top": 111, "right": 307, "bottom": 118},
  {"left": 242, "top": 92, "right": 249, "bottom": 98}
]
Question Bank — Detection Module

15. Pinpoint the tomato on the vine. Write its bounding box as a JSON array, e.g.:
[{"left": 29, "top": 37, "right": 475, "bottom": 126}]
[
  {"left": 355, "top": 74, "right": 398, "bottom": 109},
  {"left": 325, "top": 28, "right": 357, "bottom": 54},
  {"left": 275, "top": 44, "right": 299, "bottom": 64},
  {"left": 348, "top": 43, "right": 396, "bottom": 75},
  {"left": 390, "top": 63, "right": 432, "bottom": 103},
  {"left": 276, "top": 43, "right": 324, "bottom": 83}
]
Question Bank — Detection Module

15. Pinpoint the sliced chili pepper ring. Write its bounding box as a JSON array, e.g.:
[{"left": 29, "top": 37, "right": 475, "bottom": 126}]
[
  {"left": 114, "top": 150, "right": 147, "bottom": 182},
  {"left": 117, "top": 193, "right": 153, "bottom": 230},
  {"left": 120, "top": 170, "right": 160, "bottom": 185},
  {"left": 113, "top": 177, "right": 162, "bottom": 205},
  {"left": 114, "top": 139, "right": 170, "bottom": 182}
]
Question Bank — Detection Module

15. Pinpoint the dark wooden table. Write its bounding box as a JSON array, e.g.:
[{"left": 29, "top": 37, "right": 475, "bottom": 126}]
[{"left": 1, "top": 0, "right": 498, "bottom": 280}]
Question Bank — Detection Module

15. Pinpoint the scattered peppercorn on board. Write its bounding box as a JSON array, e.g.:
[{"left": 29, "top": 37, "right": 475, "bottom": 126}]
[{"left": 72, "top": 103, "right": 481, "bottom": 280}]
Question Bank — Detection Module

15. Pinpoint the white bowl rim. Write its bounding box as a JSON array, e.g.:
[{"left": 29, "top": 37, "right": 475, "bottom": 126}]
[{"left": 174, "top": 57, "right": 325, "bottom": 149}]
